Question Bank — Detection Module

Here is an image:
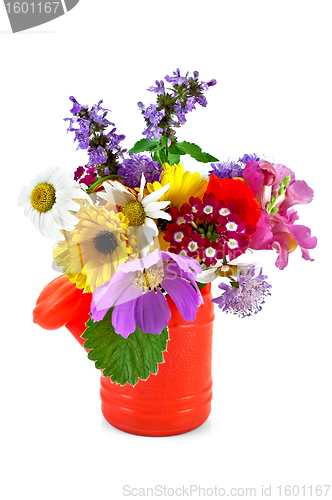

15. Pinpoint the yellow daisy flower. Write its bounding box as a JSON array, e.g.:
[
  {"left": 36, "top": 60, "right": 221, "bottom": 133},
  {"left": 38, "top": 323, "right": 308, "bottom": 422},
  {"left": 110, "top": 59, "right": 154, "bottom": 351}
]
[
  {"left": 53, "top": 201, "right": 138, "bottom": 293},
  {"left": 146, "top": 163, "right": 208, "bottom": 209}
]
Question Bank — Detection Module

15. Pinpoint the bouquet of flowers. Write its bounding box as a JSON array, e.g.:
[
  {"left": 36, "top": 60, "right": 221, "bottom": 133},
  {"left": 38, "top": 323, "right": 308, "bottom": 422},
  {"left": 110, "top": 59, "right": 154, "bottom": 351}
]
[{"left": 18, "top": 69, "right": 317, "bottom": 387}]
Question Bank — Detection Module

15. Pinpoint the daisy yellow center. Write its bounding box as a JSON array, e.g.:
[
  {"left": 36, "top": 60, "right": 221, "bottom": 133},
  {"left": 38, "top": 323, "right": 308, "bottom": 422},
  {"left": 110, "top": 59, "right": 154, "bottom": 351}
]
[
  {"left": 133, "top": 264, "right": 164, "bottom": 293},
  {"left": 123, "top": 201, "right": 146, "bottom": 226},
  {"left": 30, "top": 182, "right": 56, "bottom": 213},
  {"left": 93, "top": 230, "right": 118, "bottom": 254}
]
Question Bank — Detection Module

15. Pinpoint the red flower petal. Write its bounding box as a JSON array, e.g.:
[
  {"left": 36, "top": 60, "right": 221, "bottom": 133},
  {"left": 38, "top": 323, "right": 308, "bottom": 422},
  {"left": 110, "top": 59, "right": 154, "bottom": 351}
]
[{"left": 206, "top": 174, "right": 261, "bottom": 228}]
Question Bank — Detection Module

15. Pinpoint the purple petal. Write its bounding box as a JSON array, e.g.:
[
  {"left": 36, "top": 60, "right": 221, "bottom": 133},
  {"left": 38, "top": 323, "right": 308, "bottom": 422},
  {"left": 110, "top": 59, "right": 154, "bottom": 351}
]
[
  {"left": 92, "top": 270, "right": 135, "bottom": 313},
  {"left": 161, "top": 251, "right": 202, "bottom": 276},
  {"left": 134, "top": 289, "right": 171, "bottom": 334},
  {"left": 112, "top": 299, "right": 138, "bottom": 338},
  {"left": 163, "top": 261, "right": 203, "bottom": 305},
  {"left": 90, "top": 302, "right": 109, "bottom": 322},
  {"left": 162, "top": 277, "right": 200, "bottom": 322},
  {"left": 118, "top": 249, "right": 161, "bottom": 273}
]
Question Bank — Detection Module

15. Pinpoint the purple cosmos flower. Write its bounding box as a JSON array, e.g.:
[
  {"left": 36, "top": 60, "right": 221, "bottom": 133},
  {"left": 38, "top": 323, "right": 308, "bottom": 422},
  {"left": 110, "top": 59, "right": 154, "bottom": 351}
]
[
  {"left": 117, "top": 154, "right": 163, "bottom": 189},
  {"left": 212, "top": 267, "right": 271, "bottom": 317},
  {"left": 91, "top": 250, "right": 203, "bottom": 338},
  {"left": 209, "top": 161, "right": 244, "bottom": 179}
]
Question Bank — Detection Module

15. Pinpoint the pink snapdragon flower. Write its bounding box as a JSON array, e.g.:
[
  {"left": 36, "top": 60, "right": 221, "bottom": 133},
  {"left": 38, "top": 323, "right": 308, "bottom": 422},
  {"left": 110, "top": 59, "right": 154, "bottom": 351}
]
[{"left": 243, "top": 161, "right": 317, "bottom": 269}]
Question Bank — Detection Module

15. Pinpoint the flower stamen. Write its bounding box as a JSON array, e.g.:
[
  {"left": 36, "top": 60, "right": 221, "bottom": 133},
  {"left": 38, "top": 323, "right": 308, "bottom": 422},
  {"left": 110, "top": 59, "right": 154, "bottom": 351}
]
[
  {"left": 30, "top": 183, "right": 56, "bottom": 213},
  {"left": 123, "top": 200, "right": 146, "bottom": 226}
]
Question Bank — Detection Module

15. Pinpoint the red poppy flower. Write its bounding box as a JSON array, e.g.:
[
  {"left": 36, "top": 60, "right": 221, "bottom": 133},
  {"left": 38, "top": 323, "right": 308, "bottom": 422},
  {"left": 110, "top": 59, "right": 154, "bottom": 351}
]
[{"left": 206, "top": 174, "right": 261, "bottom": 228}]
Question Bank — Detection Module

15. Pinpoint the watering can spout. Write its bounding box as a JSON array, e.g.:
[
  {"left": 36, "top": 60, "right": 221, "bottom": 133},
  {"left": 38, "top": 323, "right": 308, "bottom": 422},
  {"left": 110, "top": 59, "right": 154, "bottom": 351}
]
[{"left": 33, "top": 274, "right": 92, "bottom": 347}]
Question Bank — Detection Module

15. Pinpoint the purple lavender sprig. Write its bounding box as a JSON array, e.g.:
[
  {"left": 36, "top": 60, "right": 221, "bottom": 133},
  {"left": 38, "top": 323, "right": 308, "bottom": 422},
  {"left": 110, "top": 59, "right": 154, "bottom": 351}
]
[
  {"left": 64, "top": 97, "right": 126, "bottom": 177},
  {"left": 138, "top": 69, "right": 217, "bottom": 142}
]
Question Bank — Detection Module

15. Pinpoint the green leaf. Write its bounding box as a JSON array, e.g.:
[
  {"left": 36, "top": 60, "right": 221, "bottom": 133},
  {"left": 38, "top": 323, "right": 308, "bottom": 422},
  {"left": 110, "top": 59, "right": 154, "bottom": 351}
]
[
  {"left": 167, "top": 153, "right": 181, "bottom": 165},
  {"left": 82, "top": 309, "right": 169, "bottom": 386},
  {"left": 128, "top": 138, "right": 159, "bottom": 154},
  {"left": 152, "top": 148, "right": 168, "bottom": 166},
  {"left": 176, "top": 141, "right": 218, "bottom": 163},
  {"left": 168, "top": 143, "right": 184, "bottom": 156}
]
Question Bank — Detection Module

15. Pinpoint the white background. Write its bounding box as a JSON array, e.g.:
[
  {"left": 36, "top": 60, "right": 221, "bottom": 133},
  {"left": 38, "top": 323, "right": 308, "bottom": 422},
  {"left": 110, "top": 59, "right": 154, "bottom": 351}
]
[{"left": 1, "top": 1, "right": 331, "bottom": 499}]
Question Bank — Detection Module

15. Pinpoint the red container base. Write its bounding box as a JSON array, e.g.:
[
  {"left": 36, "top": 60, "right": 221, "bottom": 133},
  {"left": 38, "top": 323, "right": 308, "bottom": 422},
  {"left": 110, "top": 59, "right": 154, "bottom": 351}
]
[
  {"left": 100, "top": 378, "right": 212, "bottom": 437},
  {"left": 99, "top": 284, "right": 214, "bottom": 437},
  {"left": 33, "top": 276, "right": 214, "bottom": 437}
]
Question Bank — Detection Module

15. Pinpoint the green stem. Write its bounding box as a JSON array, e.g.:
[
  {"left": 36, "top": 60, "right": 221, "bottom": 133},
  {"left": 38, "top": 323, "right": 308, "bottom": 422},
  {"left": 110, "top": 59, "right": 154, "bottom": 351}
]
[{"left": 87, "top": 175, "right": 120, "bottom": 194}]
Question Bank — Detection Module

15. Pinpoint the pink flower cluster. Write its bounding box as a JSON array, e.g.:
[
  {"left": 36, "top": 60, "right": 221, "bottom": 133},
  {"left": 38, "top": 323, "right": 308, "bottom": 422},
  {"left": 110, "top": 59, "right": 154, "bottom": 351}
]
[{"left": 243, "top": 160, "right": 317, "bottom": 269}]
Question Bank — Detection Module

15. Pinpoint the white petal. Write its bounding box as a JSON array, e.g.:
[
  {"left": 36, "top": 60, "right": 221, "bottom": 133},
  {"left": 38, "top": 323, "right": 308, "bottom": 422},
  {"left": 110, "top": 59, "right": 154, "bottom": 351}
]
[
  {"left": 57, "top": 198, "right": 81, "bottom": 211},
  {"left": 144, "top": 200, "right": 170, "bottom": 213},
  {"left": 141, "top": 182, "right": 170, "bottom": 206},
  {"left": 56, "top": 187, "right": 86, "bottom": 199},
  {"left": 29, "top": 208, "right": 41, "bottom": 234},
  {"left": 196, "top": 267, "right": 218, "bottom": 283},
  {"left": 98, "top": 181, "right": 135, "bottom": 206},
  {"left": 31, "top": 167, "right": 56, "bottom": 188},
  {"left": 143, "top": 217, "right": 158, "bottom": 236},
  {"left": 146, "top": 209, "right": 172, "bottom": 221},
  {"left": 42, "top": 211, "right": 63, "bottom": 240},
  {"left": 134, "top": 225, "right": 155, "bottom": 256},
  {"left": 17, "top": 186, "right": 31, "bottom": 206},
  {"left": 53, "top": 204, "right": 78, "bottom": 228},
  {"left": 137, "top": 173, "right": 146, "bottom": 203},
  {"left": 50, "top": 168, "right": 69, "bottom": 187}
]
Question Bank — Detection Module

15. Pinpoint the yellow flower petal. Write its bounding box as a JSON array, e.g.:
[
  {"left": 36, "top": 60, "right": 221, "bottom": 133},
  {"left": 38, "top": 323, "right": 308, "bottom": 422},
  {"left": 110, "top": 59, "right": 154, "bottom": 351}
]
[{"left": 146, "top": 163, "right": 208, "bottom": 209}]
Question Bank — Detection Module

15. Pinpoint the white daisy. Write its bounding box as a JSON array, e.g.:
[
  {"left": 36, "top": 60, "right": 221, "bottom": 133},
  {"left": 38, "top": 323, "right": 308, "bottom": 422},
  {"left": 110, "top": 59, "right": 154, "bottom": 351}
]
[
  {"left": 18, "top": 167, "right": 87, "bottom": 240},
  {"left": 97, "top": 173, "right": 171, "bottom": 255}
]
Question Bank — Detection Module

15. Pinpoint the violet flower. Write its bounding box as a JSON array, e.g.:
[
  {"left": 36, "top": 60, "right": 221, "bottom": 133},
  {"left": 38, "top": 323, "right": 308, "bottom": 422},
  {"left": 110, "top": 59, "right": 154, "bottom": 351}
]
[
  {"left": 91, "top": 250, "right": 203, "bottom": 338},
  {"left": 212, "top": 267, "right": 271, "bottom": 317},
  {"left": 117, "top": 154, "right": 163, "bottom": 189},
  {"left": 209, "top": 160, "right": 244, "bottom": 179}
]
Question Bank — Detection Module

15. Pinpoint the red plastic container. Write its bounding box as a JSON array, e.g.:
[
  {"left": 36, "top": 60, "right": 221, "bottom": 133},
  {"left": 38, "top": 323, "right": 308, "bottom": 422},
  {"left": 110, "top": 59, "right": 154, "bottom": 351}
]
[{"left": 33, "top": 275, "right": 215, "bottom": 437}]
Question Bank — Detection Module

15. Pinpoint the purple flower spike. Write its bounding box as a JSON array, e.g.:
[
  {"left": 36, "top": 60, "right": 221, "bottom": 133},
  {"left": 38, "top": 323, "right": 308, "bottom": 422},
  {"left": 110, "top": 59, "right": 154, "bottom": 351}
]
[
  {"left": 64, "top": 96, "right": 126, "bottom": 177},
  {"left": 91, "top": 250, "right": 203, "bottom": 337},
  {"left": 138, "top": 69, "right": 217, "bottom": 140}
]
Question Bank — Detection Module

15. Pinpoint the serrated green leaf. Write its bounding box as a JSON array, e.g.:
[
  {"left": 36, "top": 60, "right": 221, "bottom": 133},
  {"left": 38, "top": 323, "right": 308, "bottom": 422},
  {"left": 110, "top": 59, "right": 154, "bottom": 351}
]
[
  {"left": 128, "top": 138, "right": 159, "bottom": 154},
  {"left": 168, "top": 144, "right": 184, "bottom": 156},
  {"left": 82, "top": 309, "right": 169, "bottom": 386},
  {"left": 176, "top": 141, "right": 218, "bottom": 163},
  {"left": 167, "top": 153, "right": 181, "bottom": 165}
]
